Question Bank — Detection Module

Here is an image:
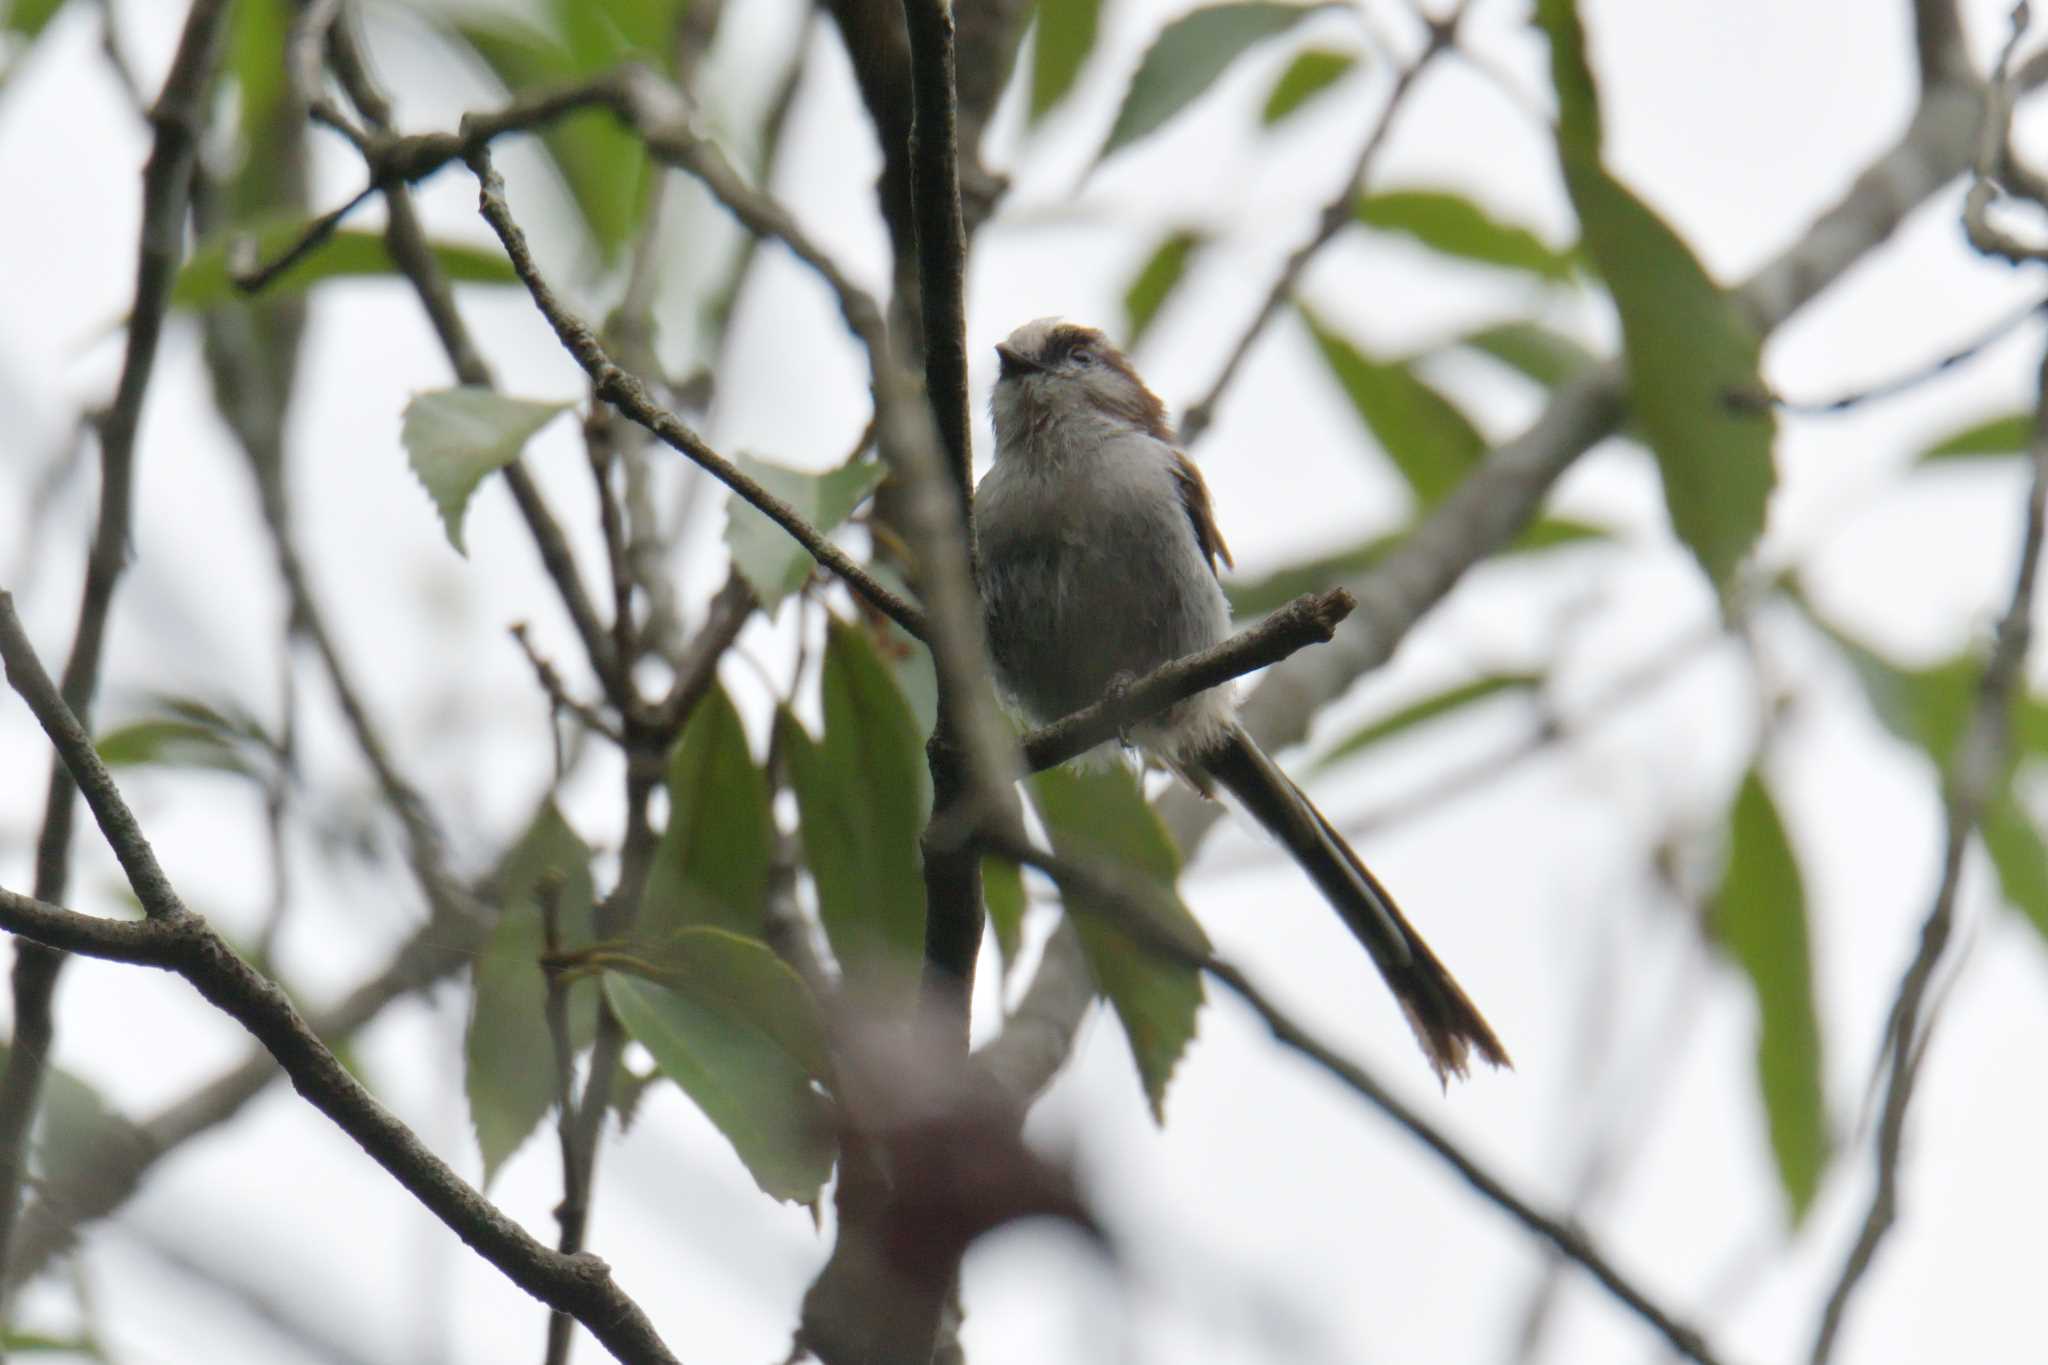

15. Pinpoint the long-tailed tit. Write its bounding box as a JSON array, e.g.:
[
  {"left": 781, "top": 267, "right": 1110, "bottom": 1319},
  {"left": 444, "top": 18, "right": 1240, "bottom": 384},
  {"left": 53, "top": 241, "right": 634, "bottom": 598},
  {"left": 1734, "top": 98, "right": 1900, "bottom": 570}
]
[{"left": 976, "top": 318, "right": 1508, "bottom": 1082}]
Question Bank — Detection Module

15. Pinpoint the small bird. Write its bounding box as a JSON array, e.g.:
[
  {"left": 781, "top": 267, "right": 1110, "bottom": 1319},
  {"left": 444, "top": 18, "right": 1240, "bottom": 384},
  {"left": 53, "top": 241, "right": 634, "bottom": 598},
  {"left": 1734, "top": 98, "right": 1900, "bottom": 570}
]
[{"left": 976, "top": 318, "right": 1508, "bottom": 1082}]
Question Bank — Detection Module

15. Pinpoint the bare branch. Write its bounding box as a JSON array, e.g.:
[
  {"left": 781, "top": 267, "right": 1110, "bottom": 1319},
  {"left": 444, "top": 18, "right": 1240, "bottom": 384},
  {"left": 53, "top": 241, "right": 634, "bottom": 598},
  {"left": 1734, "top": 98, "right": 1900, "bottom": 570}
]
[
  {"left": 0, "top": 596, "right": 681, "bottom": 1365},
  {"left": 977, "top": 826, "right": 1735, "bottom": 1365},
  {"left": 0, "top": 1, "right": 232, "bottom": 1295},
  {"left": 1809, "top": 331, "right": 2048, "bottom": 1365},
  {"left": 1179, "top": 7, "right": 1467, "bottom": 446},
  {"left": 462, "top": 145, "right": 928, "bottom": 641},
  {"left": 1020, "top": 588, "right": 1357, "bottom": 773}
]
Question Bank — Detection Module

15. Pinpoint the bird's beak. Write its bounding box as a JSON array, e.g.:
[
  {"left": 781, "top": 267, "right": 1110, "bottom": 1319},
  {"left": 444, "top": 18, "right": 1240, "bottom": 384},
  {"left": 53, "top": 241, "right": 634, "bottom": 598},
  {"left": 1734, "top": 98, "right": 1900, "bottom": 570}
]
[{"left": 995, "top": 342, "right": 1042, "bottom": 379}]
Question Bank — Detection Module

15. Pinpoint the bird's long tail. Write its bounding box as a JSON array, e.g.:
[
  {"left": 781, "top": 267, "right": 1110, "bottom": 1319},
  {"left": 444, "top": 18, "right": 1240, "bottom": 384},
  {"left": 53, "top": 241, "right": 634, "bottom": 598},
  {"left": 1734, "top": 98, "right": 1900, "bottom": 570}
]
[{"left": 1199, "top": 726, "right": 1510, "bottom": 1083}]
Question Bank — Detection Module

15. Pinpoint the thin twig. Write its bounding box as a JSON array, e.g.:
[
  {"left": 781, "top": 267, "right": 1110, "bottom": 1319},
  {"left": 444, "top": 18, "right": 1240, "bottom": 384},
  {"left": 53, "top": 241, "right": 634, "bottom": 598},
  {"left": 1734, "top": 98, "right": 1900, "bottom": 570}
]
[
  {"left": 0, "top": 1, "right": 232, "bottom": 1300},
  {"left": 1020, "top": 588, "right": 1357, "bottom": 772},
  {"left": 1179, "top": 5, "right": 1468, "bottom": 446},
  {"left": 978, "top": 826, "right": 1733, "bottom": 1365},
  {"left": 0, "top": 596, "right": 681, "bottom": 1365},
  {"left": 462, "top": 145, "right": 929, "bottom": 641},
  {"left": 1809, "top": 334, "right": 2048, "bottom": 1365},
  {"left": 321, "top": 13, "right": 623, "bottom": 694},
  {"left": 1744, "top": 291, "right": 2048, "bottom": 415}
]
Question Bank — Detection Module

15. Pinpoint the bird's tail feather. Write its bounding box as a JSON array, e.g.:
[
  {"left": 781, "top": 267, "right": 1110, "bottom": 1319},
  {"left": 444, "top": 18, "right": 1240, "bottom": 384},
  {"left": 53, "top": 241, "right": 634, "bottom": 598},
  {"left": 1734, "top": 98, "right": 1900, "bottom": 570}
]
[{"left": 1200, "top": 726, "right": 1510, "bottom": 1084}]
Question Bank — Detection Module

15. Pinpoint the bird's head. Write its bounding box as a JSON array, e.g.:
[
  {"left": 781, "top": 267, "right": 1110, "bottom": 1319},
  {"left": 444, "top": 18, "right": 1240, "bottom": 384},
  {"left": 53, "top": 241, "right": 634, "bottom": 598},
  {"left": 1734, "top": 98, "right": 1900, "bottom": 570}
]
[{"left": 990, "top": 318, "right": 1171, "bottom": 456}]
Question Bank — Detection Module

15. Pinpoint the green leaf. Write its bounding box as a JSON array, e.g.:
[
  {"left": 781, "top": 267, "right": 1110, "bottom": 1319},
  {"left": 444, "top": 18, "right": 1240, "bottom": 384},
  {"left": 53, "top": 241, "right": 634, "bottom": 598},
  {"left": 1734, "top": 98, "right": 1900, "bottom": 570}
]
[
  {"left": 605, "top": 933, "right": 836, "bottom": 1204},
  {"left": 782, "top": 622, "right": 931, "bottom": 995},
  {"left": 1303, "top": 309, "right": 1485, "bottom": 505},
  {"left": 1572, "top": 160, "right": 1775, "bottom": 587},
  {"left": 1098, "top": 2, "right": 1338, "bottom": 162},
  {"left": 1916, "top": 412, "right": 2033, "bottom": 464},
  {"left": 2, "top": 0, "right": 68, "bottom": 39},
  {"left": 95, "top": 693, "right": 278, "bottom": 778},
  {"left": 1, "top": 1330, "right": 105, "bottom": 1357},
  {"left": 1357, "top": 190, "right": 1576, "bottom": 282},
  {"left": 1314, "top": 673, "right": 1541, "bottom": 771},
  {"left": 1261, "top": 47, "right": 1356, "bottom": 124},
  {"left": 1123, "top": 230, "right": 1205, "bottom": 349},
  {"left": 1709, "top": 771, "right": 1827, "bottom": 1224},
  {"left": 643, "top": 683, "right": 774, "bottom": 939},
  {"left": 172, "top": 223, "right": 515, "bottom": 312},
  {"left": 1455, "top": 320, "right": 1599, "bottom": 389},
  {"left": 1223, "top": 516, "right": 1606, "bottom": 617},
  {"left": 982, "top": 854, "right": 1027, "bottom": 967},
  {"left": 402, "top": 387, "right": 572, "bottom": 554},
  {"left": 0, "top": 1039, "right": 120, "bottom": 1186},
  {"left": 723, "top": 454, "right": 887, "bottom": 613},
  {"left": 94, "top": 719, "right": 248, "bottom": 775},
  {"left": 1538, "top": 0, "right": 1774, "bottom": 590},
  {"left": 454, "top": 18, "right": 649, "bottom": 257},
  {"left": 1981, "top": 794, "right": 2048, "bottom": 942},
  {"left": 465, "top": 801, "right": 597, "bottom": 1185},
  {"left": 1535, "top": 0, "right": 1601, "bottom": 155},
  {"left": 1799, "top": 606, "right": 1977, "bottom": 762},
  {"left": 1028, "top": 764, "right": 1207, "bottom": 1120},
  {"left": 1031, "top": 0, "right": 1103, "bottom": 119}
]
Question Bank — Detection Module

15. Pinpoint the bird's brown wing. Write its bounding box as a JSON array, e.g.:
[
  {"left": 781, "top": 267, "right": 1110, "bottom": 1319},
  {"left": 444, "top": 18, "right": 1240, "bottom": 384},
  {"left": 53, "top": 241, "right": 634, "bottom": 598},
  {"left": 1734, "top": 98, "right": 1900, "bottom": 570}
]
[{"left": 1170, "top": 450, "right": 1233, "bottom": 573}]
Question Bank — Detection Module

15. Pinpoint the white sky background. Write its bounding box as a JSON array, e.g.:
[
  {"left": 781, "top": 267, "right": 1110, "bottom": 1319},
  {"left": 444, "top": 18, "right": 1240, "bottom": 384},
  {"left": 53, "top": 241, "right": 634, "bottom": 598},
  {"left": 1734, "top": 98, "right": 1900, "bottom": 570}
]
[{"left": 1, "top": 0, "right": 2046, "bottom": 1362}]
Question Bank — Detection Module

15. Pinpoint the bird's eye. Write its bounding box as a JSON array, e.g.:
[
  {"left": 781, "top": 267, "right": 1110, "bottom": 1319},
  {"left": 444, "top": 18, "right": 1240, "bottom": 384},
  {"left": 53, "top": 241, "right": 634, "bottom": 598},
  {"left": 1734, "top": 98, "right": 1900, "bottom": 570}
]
[{"left": 1069, "top": 348, "right": 1095, "bottom": 368}]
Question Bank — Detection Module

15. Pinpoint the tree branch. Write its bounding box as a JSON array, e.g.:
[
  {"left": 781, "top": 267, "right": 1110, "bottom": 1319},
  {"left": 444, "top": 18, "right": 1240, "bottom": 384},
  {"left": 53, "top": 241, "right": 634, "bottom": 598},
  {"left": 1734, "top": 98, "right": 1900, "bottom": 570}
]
[
  {"left": 461, "top": 144, "right": 928, "bottom": 641},
  {"left": 976, "top": 826, "right": 1734, "bottom": 1365},
  {"left": 1808, "top": 235, "right": 2048, "bottom": 1365},
  {"left": 1020, "top": 588, "right": 1356, "bottom": 772},
  {"left": 0, "top": 596, "right": 681, "bottom": 1365},
  {"left": 0, "top": 0, "right": 232, "bottom": 1298},
  {"left": 1179, "top": 6, "right": 1467, "bottom": 446}
]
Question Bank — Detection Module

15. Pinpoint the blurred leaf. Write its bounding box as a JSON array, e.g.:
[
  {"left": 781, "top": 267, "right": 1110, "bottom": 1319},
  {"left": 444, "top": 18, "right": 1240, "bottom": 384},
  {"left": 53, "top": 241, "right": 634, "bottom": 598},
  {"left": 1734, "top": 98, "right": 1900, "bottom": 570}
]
[
  {"left": 1536, "top": 0, "right": 1601, "bottom": 153},
  {"left": 465, "top": 801, "right": 597, "bottom": 1185},
  {"left": 95, "top": 693, "right": 277, "bottom": 778},
  {"left": 454, "top": 18, "right": 649, "bottom": 257},
  {"left": 1261, "top": 46, "right": 1356, "bottom": 123},
  {"left": 1098, "top": 2, "right": 1338, "bottom": 161},
  {"left": 1574, "top": 162, "right": 1775, "bottom": 587},
  {"left": 1357, "top": 189, "right": 1576, "bottom": 282},
  {"left": 1916, "top": 412, "right": 2032, "bottom": 464},
  {"left": 1799, "top": 604, "right": 1976, "bottom": 762},
  {"left": 724, "top": 455, "right": 887, "bottom": 613},
  {"left": 1028, "top": 764, "right": 1207, "bottom": 1121},
  {"left": 556, "top": 0, "right": 675, "bottom": 66},
  {"left": 2, "top": 0, "right": 67, "bottom": 39},
  {"left": 1032, "top": 0, "right": 1102, "bottom": 119},
  {"left": 1314, "top": 673, "right": 1541, "bottom": 771},
  {"left": 643, "top": 682, "right": 773, "bottom": 939},
  {"left": 783, "top": 623, "right": 931, "bottom": 993},
  {"left": 1455, "top": 320, "right": 1599, "bottom": 389},
  {"left": 2, "top": 1330, "right": 105, "bottom": 1357},
  {"left": 1224, "top": 516, "right": 1606, "bottom": 617},
  {"left": 1803, "top": 600, "right": 2048, "bottom": 943},
  {"left": 173, "top": 223, "right": 515, "bottom": 311},
  {"left": 1538, "top": 0, "right": 1771, "bottom": 590},
  {"left": 0, "top": 1040, "right": 120, "bottom": 1188},
  {"left": 605, "top": 932, "right": 836, "bottom": 1204},
  {"left": 610, "top": 1056, "right": 659, "bottom": 1132},
  {"left": 1123, "top": 229, "right": 1205, "bottom": 349},
  {"left": 403, "top": 387, "right": 572, "bottom": 554},
  {"left": 1303, "top": 308, "right": 1484, "bottom": 504},
  {"left": 982, "top": 854, "right": 1027, "bottom": 968},
  {"left": 95, "top": 719, "right": 248, "bottom": 775},
  {"left": 1710, "top": 770, "right": 1827, "bottom": 1224},
  {"left": 1982, "top": 794, "right": 2048, "bottom": 942}
]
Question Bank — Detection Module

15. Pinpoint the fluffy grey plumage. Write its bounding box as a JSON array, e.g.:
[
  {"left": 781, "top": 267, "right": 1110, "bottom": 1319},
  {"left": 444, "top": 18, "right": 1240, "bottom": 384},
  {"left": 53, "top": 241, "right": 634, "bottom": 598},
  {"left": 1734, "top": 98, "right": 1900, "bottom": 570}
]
[{"left": 977, "top": 318, "right": 1508, "bottom": 1083}]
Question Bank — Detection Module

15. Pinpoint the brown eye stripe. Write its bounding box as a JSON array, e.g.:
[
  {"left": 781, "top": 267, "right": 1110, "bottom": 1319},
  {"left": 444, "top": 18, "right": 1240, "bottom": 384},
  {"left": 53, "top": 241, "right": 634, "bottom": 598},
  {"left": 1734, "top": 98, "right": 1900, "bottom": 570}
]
[{"left": 1045, "top": 324, "right": 1109, "bottom": 363}]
